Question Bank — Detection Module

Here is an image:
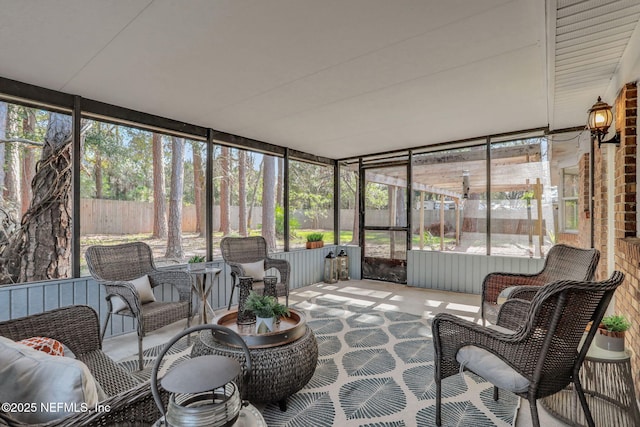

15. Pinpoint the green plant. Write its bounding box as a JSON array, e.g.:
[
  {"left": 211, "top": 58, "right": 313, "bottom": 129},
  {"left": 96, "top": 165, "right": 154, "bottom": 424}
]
[
  {"left": 275, "top": 205, "right": 299, "bottom": 238},
  {"left": 188, "top": 255, "right": 205, "bottom": 263},
  {"left": 306, "top": 232, "right": 324, "bottom": 242},
  {"left": 244, "top": 291, "right": 290, "bottom": 318},
  {"left": 600, "top": 314, "right": 631, "bottom": 332}
]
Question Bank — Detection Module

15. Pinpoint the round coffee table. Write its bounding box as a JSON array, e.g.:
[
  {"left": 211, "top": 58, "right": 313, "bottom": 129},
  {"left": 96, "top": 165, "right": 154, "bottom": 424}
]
[{"left": 191, "top": 321, "right": 318, "bottom": 410}]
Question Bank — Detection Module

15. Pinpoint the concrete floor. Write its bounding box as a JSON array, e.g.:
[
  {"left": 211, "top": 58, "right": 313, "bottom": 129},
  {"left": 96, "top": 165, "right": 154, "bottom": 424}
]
[{"left": 103, "top": 279, "right": 568, "bottom": 427}]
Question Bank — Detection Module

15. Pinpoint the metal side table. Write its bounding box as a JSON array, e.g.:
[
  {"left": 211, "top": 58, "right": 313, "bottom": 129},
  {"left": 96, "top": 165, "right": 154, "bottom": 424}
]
[
  {"left": 541, "top": 342, "right": 640, "bottom": 427},
  {"left": 187, "top": 264, "right": 222, "bottom": 324}
]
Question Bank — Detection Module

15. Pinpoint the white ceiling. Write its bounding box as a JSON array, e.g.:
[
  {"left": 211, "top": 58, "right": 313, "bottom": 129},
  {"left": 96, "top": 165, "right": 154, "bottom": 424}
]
[{"left": 0, "top": 0, "right": 639, "bottom": 159}]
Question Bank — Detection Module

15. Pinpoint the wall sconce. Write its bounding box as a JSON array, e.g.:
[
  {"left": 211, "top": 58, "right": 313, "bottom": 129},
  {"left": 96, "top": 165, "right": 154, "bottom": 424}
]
[{"left": 587, "top": 97, "right": 620, "bottom": 147}]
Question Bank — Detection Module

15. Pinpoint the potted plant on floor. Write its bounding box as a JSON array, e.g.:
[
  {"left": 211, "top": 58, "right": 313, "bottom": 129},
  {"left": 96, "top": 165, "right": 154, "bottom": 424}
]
[
  {"left": 596, "top": 314, "right": 630, "bottom": 352},
  {"left": 306, "top": 232, "right": 324, "bottom": 249},
  {"left": 244, "top": 291, "right": 290, "bottom": 333}
]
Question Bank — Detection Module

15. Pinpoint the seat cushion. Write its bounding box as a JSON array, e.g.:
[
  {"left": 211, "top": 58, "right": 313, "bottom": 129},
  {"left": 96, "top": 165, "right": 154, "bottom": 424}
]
[
  {"left": 0, "top": 336, "right": 105, "bottom": 424},
  {"left": 110, "top": 274, "right": 156, "bottom": 313},
  {"left": 240, "top": 260, "right": 266, "bottom": 281},
  {"left": 456, "top": 343, "right": 530, "bottom": 393}
]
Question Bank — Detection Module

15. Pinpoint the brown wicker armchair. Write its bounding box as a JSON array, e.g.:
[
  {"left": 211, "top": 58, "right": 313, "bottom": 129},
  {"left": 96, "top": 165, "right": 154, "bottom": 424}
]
[
  {"left": 0, "top": 305, "right": 167, "bottom": 426},
  {"left": 221, "top": 236, "right": 291, "bottom": 310},
  {"left": 433, "top": 271, "right": 625, "bottom": 427},
  {"left": 481, "top": 244, "right": 600, "bottom": 324},
  {"left": 85, "top": 242, "right": 192, "bottom": 370}
]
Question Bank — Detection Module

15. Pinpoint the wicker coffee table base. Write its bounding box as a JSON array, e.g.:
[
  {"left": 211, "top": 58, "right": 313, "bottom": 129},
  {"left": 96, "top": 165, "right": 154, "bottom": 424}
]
[{"left": 192, "top": 326, "right": 318, "bottom": 410}]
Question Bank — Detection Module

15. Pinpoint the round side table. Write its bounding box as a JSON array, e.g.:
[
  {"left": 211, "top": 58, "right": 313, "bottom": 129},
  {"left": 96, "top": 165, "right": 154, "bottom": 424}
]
[{"left": 541, "top": 343, "right": 640, "bottom": 427}]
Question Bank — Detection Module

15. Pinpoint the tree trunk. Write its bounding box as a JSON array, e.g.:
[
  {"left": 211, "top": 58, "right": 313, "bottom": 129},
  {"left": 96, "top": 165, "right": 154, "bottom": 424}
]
[
  {"left": 4, "top": 107, "right": 21, "bottom": 211},
  {"left": 20, "top": 110, "right": 37, "bottom": 215},
  {"left": 238, "top": 150, "right": 247, "bottom": 236},
  {"left": 0, "top": 102, "right": 7, "bottom": 202},
  {"left": 247, "top": 158, "right": 263, "bottom": 229},
  {"left": 262, "top": 156, "right": 277, "bottom": 250},
  {"left": 152, "top": 133, "right": 167, "bottom": 238},
  {"left": 165, "top": 137, "right": 184, "bottom": 259},
  {"left": 5, "top": 113, "right": 72, "bottom": 283},
  {"left": 192, "top": 142, "right": 204, "bottom": 236},
  {"left": 349, "top": 172, "right": 359, "bottom": 245},
  {"left": 94, "top": 151, "right": 103, "bottom": 198},
  {"left": 277, "top": 156, "right": 284, "bottom": 206},
  {"left": 219, "top": 146, "right": 230, "bottom": 235}
]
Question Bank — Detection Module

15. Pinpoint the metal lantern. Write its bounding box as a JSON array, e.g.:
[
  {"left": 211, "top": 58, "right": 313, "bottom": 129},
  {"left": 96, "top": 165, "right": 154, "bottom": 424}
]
[
  {"left": 324, "top": 251, "right": 338, "bottom": 284},
  {"left": 337, "top": 249, "right": 349, "bottom": 281},
  {"left": 152, "top": 325, "right": 252, "bottom": 427}
]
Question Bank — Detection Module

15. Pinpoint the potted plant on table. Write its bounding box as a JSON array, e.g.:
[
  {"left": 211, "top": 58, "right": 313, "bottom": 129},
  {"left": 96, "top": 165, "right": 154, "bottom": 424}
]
[
  {"left": 244, "top": 291, "right": 290, "bottom": 333},
  {"left": 596, "top": 314, "right": 630, "bottom": 352},
  {"left": 306, "top": 232, "right": 324, "bottom": 249}
]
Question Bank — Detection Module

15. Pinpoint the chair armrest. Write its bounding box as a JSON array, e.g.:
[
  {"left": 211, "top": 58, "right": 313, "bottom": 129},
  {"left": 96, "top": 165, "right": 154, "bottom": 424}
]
[
  {"left": 496, "top": 299, "right": 531, "bottom": 330},
  {"left": 0, "top": 305, "right": 102, "bottom": 356},
  {"left": 507, "top": 286, "right": 540, "bottom": 302},
  {"left": 482, "top": 272, "right": 544, "bottom": 305},
  {"left": 149, "top": 270, "right": 192, "bottom": 302},
  {"left": 103, "top": 281, "right": 143, "bottom": 316},
  {"left": 432, "top": 312, "right": 523, "bottom": 380},
  {"left": 265, "top": 258, "right": 290, "bottom": 287}
]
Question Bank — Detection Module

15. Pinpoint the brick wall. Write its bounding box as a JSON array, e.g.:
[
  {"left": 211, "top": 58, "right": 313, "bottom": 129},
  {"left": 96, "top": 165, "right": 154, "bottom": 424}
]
[
  {"left": 609, "top": 82, "right": 639, "bottom": 400},
  {"left": 577, "top": 153, "right": 591, "bottom": 249}
]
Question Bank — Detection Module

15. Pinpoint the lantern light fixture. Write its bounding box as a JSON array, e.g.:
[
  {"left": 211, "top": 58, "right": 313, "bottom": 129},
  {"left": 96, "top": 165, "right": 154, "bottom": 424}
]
[{"left": 587, "top": 97, "right": 620, "bottom": 147}]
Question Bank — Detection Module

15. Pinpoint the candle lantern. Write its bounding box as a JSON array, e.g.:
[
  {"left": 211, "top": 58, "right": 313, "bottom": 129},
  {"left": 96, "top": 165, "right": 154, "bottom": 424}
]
[
  {"left": 151, "top": 324, "right": 251, "bottom": 427},
  {"left": 324, "top": 251, "right": 338, "bottom": 283},
  {"left": 337, "top": 249, "right": 349, "bottom": 281}
]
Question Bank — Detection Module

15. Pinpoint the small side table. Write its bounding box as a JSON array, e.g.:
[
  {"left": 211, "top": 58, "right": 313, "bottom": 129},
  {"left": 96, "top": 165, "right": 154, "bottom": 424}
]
[
  {"left": 541, "top": 342, "right": 640, "bottom": 427},
  {"left": 187, "top": 265, "right": 221, "bottom": 324}
]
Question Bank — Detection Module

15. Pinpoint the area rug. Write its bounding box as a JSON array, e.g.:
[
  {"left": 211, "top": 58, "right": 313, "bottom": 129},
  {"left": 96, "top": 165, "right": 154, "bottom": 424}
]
[
  {"left": 118, "top": 297, "right": 520, "bottom": 427},
  {"left": 260, "top": 297, "right": 520, "bottom": 427}
]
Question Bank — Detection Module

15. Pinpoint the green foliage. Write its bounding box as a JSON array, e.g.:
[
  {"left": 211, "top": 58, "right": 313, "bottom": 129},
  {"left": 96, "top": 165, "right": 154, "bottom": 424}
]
[
  {"left": 188, "top": 255, "right": 205, "bottom": 263},
  {"left": 243, "top": 291, "right": 290, "bottom": 318},
  {"left": 600, "top": 314, "right": 631, "bottom": 332},
  {"left": 275, "top": 205, "right": 299, "bottom": 238},
  {"left": 306, "top": 232, "right": 324, "bottom": 242}
]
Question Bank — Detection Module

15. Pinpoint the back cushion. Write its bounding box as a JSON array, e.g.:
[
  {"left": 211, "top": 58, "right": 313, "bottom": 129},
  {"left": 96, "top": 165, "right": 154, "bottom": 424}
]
[
  {"left": 0, "top": 336, "right": 105, "bottom": 424},
  {"left": 110, "top": 274, "right": 156, "bottom": 313}
]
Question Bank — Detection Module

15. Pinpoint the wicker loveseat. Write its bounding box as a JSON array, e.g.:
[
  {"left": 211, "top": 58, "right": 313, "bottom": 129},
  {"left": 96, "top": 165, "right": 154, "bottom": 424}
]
[{"left": 0, "top": 305, "right": 165, "bottom": 426}]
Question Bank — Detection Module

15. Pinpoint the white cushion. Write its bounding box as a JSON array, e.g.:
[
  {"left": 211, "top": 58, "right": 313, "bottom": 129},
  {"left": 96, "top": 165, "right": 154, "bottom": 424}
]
[
  {"left": 456, "top": 328, "right": 530, "bottom": 393},
  {"left": 110, "top": 274, "right": 155, "bottom": 313},
  {"left": 239, "top": 260, "right": 266, "bottom": 281},
  {"left": 0, "top": 336, "right": 105, "bottom": 424}
]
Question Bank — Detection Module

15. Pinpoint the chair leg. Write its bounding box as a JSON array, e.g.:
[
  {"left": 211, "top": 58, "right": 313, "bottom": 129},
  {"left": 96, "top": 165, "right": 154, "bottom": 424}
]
[
  {"left": 138, "top": 335, "right": 144, "bottom": 371},
  {"left": 574, "top": 378, "right": 596, "bottom": 427},
  {"left": 227, "top": 283, "right": 236, "bottom": 310},
  {"left": 529, "top": 399, "right": 540, "bottom": 427},
  {"left": 435, "top": 377, "right": 442, "bottom": 426},
  {"left": 493, "top": 386, "right": 499, "bottom": 401},
  {"left": 100, "top": 311, "right": 112, "bottom": 342}
]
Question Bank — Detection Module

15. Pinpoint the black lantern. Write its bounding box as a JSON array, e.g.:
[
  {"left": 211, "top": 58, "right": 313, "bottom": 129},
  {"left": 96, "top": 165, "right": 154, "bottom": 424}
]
[
  {"left": 337, "top": 249, "right": 349, "bottom": 281},
  {"left": 324, "top": 251, "right": 338, "bottom": 283},
  {"left": 587, "top": 97, "right": 620, "bottom": 147}
]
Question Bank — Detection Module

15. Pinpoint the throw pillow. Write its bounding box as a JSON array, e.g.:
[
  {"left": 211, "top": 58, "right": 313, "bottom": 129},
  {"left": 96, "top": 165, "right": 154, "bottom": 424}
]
[
  {"left": 0, "top": 336, "right": 105, "bottom": 424},
  {"left": 110, "top": 274, "right": 156, "bottom": 313},
  {"left": 17, "top": 336, "right": 64, "bottom": 357},
  {"left": 239, "top": 260, "right": 266, "bottom": 281}
]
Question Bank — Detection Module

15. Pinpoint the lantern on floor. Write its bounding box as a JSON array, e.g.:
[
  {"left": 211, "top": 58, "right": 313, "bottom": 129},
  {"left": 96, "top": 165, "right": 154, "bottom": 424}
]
[
  {"left": 151, "top": 325, "right": 251, "bottom": 427},
  {"left": 324, "top": 251, "right": 338, "bottom": 284},
  {"left": 337, "top": 249, "right": 349, "bottom": 281}
]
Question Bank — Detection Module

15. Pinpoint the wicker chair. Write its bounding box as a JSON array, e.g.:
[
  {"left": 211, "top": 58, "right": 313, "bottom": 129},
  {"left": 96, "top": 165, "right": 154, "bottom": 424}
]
[
  {"left": 220, "top": 236, "right": 290, "bottom": 310},
  {"left": 481, "top": 244, "right": 600, "bottom": 324},
  {"left": 432, "top": 271, "right": 625, "bottom": 427},
  {"left": 85, "top": 242, "right": 192, "bottom": 370},
  {"left": 0, "top": 305, "right": 167, "bottom": 426}
]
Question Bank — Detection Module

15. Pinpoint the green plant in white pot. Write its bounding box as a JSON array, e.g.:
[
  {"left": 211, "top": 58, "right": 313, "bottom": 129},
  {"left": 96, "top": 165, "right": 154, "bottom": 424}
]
[
  {"left": 596, "top": 314, "right": 630, "bottom": 352},
  {"left": 243, "top": 291, "right": 290, "bottom": 333}
]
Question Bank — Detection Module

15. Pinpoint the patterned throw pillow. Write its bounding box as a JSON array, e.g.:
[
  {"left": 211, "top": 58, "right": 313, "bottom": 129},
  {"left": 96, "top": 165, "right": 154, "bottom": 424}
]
[{"left": 17, "top": 336, "right": 65, "bottom": 357}]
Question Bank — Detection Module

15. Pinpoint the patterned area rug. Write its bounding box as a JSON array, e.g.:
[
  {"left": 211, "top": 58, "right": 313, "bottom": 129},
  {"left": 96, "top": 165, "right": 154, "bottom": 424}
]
[
  {"left": 260, "top": 297, "right": 520, "bottom": 427},
  {"left": 118, "top": 297, "right": 519, "bottom": 426},
  {"left": 117, "top": 336, "right": 192, "bottom": 383}
]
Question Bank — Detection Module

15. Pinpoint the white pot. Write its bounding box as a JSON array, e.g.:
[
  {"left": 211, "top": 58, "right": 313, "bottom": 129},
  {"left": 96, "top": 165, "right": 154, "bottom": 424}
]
[{"left": 255, "top": 316, "right": 275, "bottom": 333}]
